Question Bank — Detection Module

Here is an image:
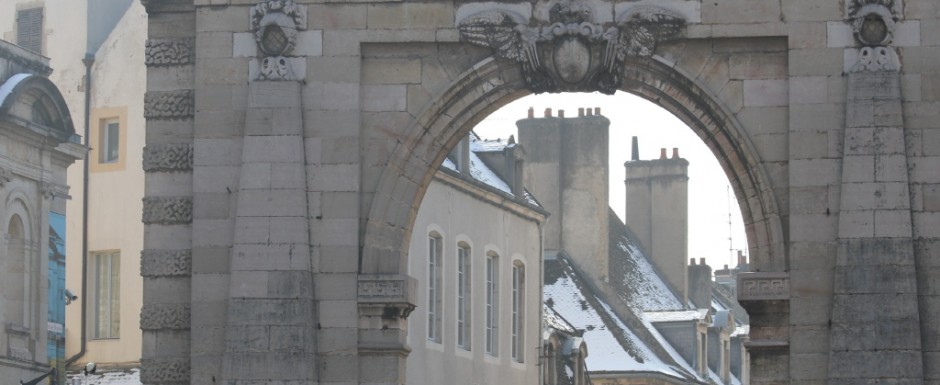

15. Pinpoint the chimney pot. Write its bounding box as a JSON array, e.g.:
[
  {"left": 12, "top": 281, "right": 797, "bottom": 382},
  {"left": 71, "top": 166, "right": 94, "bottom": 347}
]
[
  {"left": 631, "top": 136, "right": 639, "bottom": 161},
  {"left": 690, "top": 258, "right": 696, "bottom": 265},
  {"left": 586, "top": 108, "right": 593, "bottom": 116},
  {"left": 559, "top": 109, "right": 565, "bottom": 118},
  {"left": 528, "top": 107, "right": 534, "bottom": 118},
  {"left": 699, "top": 257, "right": 706, "bottom": 266},
  {"left": 724, "top": 264, "right": 729, "bottom": 269},
  {"left": 660, "top": 148, "right": 667, "bottom": 159},
  {"left": 545, "top": 108, "right": 552, "bottom": 117},
  {"left": 578, "top": 107, "right": 584, "bottom": 117},
  {"left": 672, "top": 148, "right": 679, "bottom": 158},
  {"left": 594, "top": 107, "right": 601, "bottom": 115}
]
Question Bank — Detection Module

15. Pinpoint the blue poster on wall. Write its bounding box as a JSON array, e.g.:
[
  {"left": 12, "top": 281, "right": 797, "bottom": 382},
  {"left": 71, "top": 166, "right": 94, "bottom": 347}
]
[{"left": 47, "top": 212, "right": 66, "bottom": 377}]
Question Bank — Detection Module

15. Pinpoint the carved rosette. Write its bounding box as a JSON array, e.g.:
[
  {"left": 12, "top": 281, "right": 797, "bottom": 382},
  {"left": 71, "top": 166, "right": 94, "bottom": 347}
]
[
  {"left": 140, "top": 358, "right": 191, "bottom": 384},
  {"left": 145, "top": 38, "right": 195, "bottom": 67},
  {"left": 250, "top": 0, "right": 306, "bottom": 81},
  {"left": 140, "top": 303, "right": 191, "bottom": 330},
  {"left": 846, "top": 0, "right": 903, "bottom": 72},
  {"left": 143, "top": 144, "right": 194, "bottom": 172},
  {"left": 141, "top": 249, "right": 192, "bottom": 277},
  {"left": 142, "top": 197, "right": 193, "bottom": 225},
  {"left": 144, "top": 90, "right": 195, "bottom": 120},
  {"left": 458, "top": 1, "right": 684, "bottom": 94}
]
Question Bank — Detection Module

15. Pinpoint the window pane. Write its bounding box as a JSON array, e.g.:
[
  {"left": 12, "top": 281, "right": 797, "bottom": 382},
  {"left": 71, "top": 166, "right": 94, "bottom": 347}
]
[{"left": 93, "top": 252, "right": 120, "bottom": 339}]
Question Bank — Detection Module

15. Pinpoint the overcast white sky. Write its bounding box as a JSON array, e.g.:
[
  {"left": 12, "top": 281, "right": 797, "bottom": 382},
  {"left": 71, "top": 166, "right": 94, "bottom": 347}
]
[{"left": 472, "top": 91, "right": 748, "bottom": 270}]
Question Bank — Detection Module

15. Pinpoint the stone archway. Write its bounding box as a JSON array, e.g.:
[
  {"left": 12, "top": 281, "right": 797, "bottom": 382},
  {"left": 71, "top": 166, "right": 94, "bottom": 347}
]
[{"left": 361, "top": 53, "right": 786, "bottom": 275}]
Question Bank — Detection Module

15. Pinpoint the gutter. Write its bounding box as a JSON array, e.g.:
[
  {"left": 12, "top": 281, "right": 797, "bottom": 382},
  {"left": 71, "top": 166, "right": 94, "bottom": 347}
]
[{"left": 66, "top": 53, "right": 94, "bottom": 366}]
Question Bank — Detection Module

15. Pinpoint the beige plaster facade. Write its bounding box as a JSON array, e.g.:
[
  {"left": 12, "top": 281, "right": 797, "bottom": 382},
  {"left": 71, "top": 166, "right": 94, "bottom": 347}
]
[
  {"left": 0, "top": 0, "right": 148, "bottom": 371},
  {"left": 130, "top": 0, "right": 940, "bottom": 384}
]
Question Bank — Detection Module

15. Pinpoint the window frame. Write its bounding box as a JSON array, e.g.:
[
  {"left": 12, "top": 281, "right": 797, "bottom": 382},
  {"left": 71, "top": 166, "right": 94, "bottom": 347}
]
[
  {"left": 427, "top": 233, "right": 443, "bottom": 343},
  {"left": 511, "top": 261, "right": 525, "bottom": 363},
  {"left": 100, "top": 118, "right": 120, "bottom": 164},
  {"left": 91, "top": 250, "right": 121, "bottom": 340},
  {"left": 16, "top": 7, "right": 43, "bottom": 54},
  {"left": 456, "top": 243, "right": 471, "bottom": 350},
  {"left": 485, "top": 252, "right": 499, "bottom": 356}
]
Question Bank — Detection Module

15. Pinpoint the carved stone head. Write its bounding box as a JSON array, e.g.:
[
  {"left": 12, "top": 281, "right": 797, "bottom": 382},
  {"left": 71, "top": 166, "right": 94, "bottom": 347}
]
[{"left": 549, "top": 0, "right": 593, "bottom": 25}]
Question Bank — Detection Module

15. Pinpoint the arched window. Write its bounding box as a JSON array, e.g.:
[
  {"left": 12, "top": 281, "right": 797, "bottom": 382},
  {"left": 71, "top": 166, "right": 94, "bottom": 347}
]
[
  {"left": 485, "top": 251, "right": 499, "bottom": 356},
  {"left": 427, "top": 232, "right": 443, "bottom": 343},
  {"left": 6, "top": 214, "right": 26, "bottom": 326},
  {"left": 456, "top": 242, "right": 471, "bottom": 350},
  {"left": 511, "top": 261, "right": 525, "bottom": 363}
]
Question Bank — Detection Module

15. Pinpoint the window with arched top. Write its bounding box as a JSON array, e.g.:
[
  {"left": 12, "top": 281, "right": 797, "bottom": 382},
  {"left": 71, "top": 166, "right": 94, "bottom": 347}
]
[
  {"left": 6, "top": 214, "right": 27, "bottom": 326},
  {"left": 427, "top": 232, "right": 443, "bottom": 343},
  {"left": 485, "top": 251, "right": 499, "bottom": 356},
  {"left": 511, "top": 260, "right": 525, "bottom": 363},
  {"left": 456, "top": 241, "right": 471, "bottom": 350}
]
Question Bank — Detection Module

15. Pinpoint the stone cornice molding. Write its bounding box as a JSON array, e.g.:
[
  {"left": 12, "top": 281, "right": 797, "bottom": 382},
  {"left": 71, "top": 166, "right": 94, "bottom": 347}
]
[{"left": 737, "top": 272, "right": 790, "bottom": 301}]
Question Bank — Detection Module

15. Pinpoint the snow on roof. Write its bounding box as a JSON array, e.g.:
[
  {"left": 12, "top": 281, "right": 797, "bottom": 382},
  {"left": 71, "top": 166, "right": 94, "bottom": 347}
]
[
  {"left": 644, "top": 309, "right": 709, "bottom": 323},
  {"left": 544, "top": 258, "right": 685, "bottom": 377},
  {"left": 732, "top": 324, "right": 750, "bottom": 337},
  {"left": 608, "top": 212, "right": 686, "bottom": 313},
  {"left": 470, "top": 137, "right": 511, "bottom": 152},
  {"left": 68, "top": 368, "right": 142, "bottom": 385},
  {"left": 440, "top": 136, "right": 514, "bottom": 195},
  {"left": 544, "top": 304, "right": 577, "bottom": 334}
]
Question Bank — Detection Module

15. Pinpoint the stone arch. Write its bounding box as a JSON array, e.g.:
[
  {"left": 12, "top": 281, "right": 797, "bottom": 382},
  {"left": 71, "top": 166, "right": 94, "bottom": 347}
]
[
  {"left": 0, "top": 73, "right": 76, "bottom": 142},
  {"left": 362, "top": 54, "right": 786, "bottom": 276}
]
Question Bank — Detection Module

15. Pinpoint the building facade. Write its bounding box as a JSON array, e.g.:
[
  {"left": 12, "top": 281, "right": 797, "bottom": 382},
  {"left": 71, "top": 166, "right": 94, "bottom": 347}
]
[
  {"left": 0, "top": 0, "right": 147, "bottom": 375},
  {"left": 407, "top": 135, "right": 546, "bottom": 385},
  {"left": 0, "top": 39, "right": 84, "bottom": 383}
]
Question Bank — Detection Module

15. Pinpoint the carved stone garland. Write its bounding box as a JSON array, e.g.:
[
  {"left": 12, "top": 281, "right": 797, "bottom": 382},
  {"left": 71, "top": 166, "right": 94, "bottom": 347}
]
[
  {"left": 847, "top": 0, "right": 902, "bottom": 72},
  {"left": 458, "top": 1, "right": 685, "bottom": 94},
  {"left": 250, "top": 0, "right": 306, "bottom": 81}
]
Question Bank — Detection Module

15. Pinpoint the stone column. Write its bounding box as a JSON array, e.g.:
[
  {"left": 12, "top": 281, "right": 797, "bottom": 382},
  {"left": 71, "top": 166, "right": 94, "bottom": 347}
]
[
  {"left": 828, "top": 2, "right": 923, "bottom": 383},
  {"left": 140, "top": 1, "right": 196, "bottom": 384}
]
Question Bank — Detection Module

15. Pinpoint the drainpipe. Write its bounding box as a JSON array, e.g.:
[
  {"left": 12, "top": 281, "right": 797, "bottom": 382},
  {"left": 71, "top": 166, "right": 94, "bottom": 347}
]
[{"left": 66, "top": 53, "right": 94, "bottom": 366}]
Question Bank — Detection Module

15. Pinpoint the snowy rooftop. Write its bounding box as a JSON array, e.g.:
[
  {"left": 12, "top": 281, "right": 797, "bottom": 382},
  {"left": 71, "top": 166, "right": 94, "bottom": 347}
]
[
  {"left": 440, "top": 134, "right": 541, "bottom": 208},
  {"left": 68, "top": 368, "right": 141, "bottom": 385},
  {"left": 608, "top": 211, "right": 686, "bottom": 313},
  {"left": 644, "top": 309, "right": 710, "bottom": 323},
  {"left": 544, "top": 257, "right": 686, "bottom": 377}
]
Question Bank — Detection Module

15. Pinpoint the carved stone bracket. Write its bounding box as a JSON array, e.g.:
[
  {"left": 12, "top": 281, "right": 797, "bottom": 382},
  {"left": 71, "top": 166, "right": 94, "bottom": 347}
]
[
  {"left": 144, "top": 90, "right": 195, "bottom": 120},
  {"left": 0, "top": 168, "right": 12, "bottom": 187},
  {"left": 851, "top": 46, "right": 901, "bottom": 72},
  {"left": 358, "top": 274, "right": 417, "bottom": 320},
  {"left": 145, "top": 38, "right": 195, "bottom": 67},
  {"left": 140, "top": 303, "right": 191, "bottom": 330},
  {"left": 40, "top": 182, "right": 68, "bottom": 200},
  {"left": 142, "top": 197, "right": 193, "bottom": 225},
  {"left": 143, "top": 144, "right": 194, "bottom": 172},
  {"left": 458, "top": 1, "right": 684, "bottom": 94},
  {"left": 140, "top": 358, "right": 191, "bottom": 384},
  {"left": 737, "top": 272, "right": 790, "bottom": 301},
  {"left": 141, "top": 249, "right": 192, "bottom": 277}
]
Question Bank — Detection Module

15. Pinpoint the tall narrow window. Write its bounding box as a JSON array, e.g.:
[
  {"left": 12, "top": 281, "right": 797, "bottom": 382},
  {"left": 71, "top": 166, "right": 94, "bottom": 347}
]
[
  {"left": 457, "top": 244, "right": 471, "bottom": 350},
  {"left": 16, "top": 7, "right": 43, "bottom": 53},
  {"left": 511, "top": 262, "right": 525, "bottom": 362},
  {"left": 93, "top": 251, "right": 120, "bottom": 339},
  {"left": 485, "top": 253, "right": 499, "bottom": 356},
  {"left": 100, "top": 119, "right": 120, "bottom": 163},
  {"left": 427, "top": 234, "right": 442, "bottom": 343}
]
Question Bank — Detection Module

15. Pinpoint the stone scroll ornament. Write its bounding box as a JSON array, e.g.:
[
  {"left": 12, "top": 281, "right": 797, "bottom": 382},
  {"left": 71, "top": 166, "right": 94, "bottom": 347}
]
[
  {"left": 250, "top": 0, "right": 305, "bottom": 81},
  {"left": 847, "top": 0, "right": 902, "bottom": 72},
  {"left": 458, "top": 1, "right": 684, "bottom": 94}
]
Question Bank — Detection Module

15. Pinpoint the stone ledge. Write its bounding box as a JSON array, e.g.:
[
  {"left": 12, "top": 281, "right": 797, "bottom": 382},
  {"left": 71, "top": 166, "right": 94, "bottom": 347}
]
[
  {"left": 357, "top": 274, "right": 417, "bottom": 319},
  {"left": 737, "top": 272, "right": 790, "bottom": 301}
]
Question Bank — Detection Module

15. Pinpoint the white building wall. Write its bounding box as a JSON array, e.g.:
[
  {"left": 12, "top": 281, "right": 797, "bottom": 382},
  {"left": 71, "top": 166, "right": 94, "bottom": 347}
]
[{"left": 407, "top": 178, "right": 543, "bottom": 385}]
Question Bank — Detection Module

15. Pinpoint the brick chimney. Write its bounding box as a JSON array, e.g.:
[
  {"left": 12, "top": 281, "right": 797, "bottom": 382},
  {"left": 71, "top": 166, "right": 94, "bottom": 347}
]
[{"left": 688, "top": 257, "right": 712, "bottom": 309}]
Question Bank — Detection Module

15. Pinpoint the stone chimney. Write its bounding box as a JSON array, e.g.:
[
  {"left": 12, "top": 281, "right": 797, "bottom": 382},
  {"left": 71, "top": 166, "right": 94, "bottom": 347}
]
[
  {"left": 625, "top": 143, "right": 689, "bottom": 303},
  {"left": 518, "top": 107, "right": 610, "bottom": 281},
  {"left": 455, "top": 135, "right": 470, "bottom": 174},
  {"left": 503, "top": 136, "right": 525, "bottom": 196},
  {"left": 688, "top": 258, "right": 712, "bottom": 309}
]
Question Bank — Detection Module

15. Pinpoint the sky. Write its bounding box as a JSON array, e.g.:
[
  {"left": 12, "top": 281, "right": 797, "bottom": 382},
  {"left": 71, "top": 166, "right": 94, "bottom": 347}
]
[{"left": 472, "top": 91, "right": 748, "bottom": 270}]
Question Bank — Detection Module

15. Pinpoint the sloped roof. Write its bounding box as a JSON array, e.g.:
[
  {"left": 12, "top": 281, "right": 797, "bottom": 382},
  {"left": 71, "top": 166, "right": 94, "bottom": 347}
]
[
  {"left": 440, "top": 133, "right": 541, "bottom": 208},
  {"left": 544, "top": 256, "right": 688, "bottom": 378},
  {"left": 608, "top": 210, "right": 686, "bottom": 312}
]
